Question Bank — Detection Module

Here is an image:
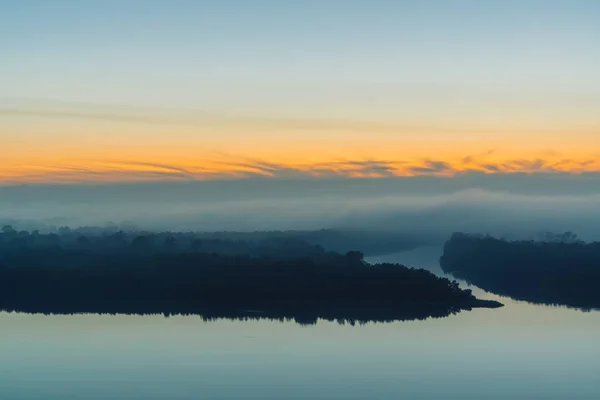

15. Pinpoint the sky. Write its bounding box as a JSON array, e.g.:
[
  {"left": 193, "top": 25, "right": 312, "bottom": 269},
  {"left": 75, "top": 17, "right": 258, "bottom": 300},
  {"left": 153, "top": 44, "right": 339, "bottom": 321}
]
[{"left": 1, "top": 0, "right": 599, "bottom": 183}]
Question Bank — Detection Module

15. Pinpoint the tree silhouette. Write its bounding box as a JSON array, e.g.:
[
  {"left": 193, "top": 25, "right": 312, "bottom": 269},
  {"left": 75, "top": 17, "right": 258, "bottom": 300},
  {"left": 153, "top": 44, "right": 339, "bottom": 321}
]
[
  {"left": 0, "top": 227, "right": 501, "bottom": 323},
  {"left": 441, "top": 232, "right": 600, "bottom": 310}
]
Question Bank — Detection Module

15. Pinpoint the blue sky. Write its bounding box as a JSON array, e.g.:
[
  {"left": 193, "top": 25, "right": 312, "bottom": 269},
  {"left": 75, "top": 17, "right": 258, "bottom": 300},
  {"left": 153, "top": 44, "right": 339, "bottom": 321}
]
[{"left": 3, "top": 0, "right": 599, "bottom": 105}]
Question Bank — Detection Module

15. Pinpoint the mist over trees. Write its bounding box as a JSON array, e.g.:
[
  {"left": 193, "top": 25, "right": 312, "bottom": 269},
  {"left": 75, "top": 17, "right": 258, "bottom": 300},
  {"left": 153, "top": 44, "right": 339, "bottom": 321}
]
[
  {"left": 440, "top": 232, "right": 600, "bottom": 310},
  {"left": 4, "top": 176, "right": 600, "bottom": 244},
  {"left": 0, "top": 224, "right": 418, "bottom": 257}
]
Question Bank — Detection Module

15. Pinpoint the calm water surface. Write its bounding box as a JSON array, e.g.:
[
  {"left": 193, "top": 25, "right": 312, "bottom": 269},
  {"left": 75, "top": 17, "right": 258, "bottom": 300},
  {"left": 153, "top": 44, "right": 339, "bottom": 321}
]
[{"left": 1, "top": 247, "right": 599, "bottom": 399}]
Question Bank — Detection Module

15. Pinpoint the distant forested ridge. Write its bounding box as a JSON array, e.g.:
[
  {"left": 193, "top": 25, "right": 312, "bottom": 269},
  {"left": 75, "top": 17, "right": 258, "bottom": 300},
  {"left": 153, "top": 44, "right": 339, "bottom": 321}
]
[
  {"left": 0, "top": 224, "right": 418, "bottom": 257},
  {"left": 440, "top": 232, "right": 600, "bottom": 310},
  {"left": 0, "top": 226, "right": 500, "bottom": 324}
]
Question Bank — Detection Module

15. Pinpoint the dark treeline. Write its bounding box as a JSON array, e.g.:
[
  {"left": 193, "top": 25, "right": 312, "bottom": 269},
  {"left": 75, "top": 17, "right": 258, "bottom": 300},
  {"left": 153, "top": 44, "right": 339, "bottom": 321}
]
[
  {"left": 0, "top": 226, "right": 500, "bottom": 324},
  {"left": 0, "top": 224, "right": 417, "bottom": 257},
  {"left": 440, "top": 232, "right": 600, "bottom": 310}
]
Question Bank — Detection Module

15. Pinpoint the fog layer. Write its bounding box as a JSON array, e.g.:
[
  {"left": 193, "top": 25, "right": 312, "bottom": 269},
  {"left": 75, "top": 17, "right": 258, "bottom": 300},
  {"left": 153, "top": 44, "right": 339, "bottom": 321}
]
[{"left": 2, "top": 173, "right": 600, "bottom": 243}]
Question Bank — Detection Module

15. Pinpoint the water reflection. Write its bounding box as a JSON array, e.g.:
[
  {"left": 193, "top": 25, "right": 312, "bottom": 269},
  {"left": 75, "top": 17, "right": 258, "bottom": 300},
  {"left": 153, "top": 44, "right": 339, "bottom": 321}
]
[
  {"left": 2, "top": 302, "right": 600, "bottom": 400},
  {"left": 0, "top": 306, "right": 464, "bottom": 326}
]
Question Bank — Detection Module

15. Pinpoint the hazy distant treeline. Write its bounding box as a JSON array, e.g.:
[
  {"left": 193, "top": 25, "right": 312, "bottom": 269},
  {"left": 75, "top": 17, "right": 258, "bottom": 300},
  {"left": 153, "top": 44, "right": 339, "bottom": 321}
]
[
  {"left": 440, "top": 232, "right": 600, "bottom": 310},
  {"left": 0, "top": 226, "right": 500, "bottom": 323},
  {"left": 0, "top": 224, "right": 331, "bottom": 259},
  {"left": 0, "top": 224, "right": 418, "bottom": 257}
]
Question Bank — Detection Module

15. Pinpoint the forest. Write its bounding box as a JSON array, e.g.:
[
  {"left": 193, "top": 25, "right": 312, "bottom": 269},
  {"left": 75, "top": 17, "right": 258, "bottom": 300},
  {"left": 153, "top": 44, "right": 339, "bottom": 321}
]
[
  {"left": 0, "top": 225, "right": 501, "bottom": 324},
  {"left": 0, "top": 223, "right": 418, "bottom": 256},
  {"left": 440, "top": 232, "right": 600, "bottom": 310}
]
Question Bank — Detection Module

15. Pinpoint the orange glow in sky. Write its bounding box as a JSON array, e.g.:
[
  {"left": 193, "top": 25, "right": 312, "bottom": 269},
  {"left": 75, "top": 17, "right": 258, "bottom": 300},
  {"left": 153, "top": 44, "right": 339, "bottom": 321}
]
[{"left": 2, "top": 98, "right": 599, "bottom": 184}]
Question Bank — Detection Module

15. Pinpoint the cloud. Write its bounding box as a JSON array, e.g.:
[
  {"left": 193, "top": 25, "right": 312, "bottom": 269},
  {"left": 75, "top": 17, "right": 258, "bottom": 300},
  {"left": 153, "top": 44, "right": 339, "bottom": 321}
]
[
  {"left": 0, "top": 99, "right": 444, "bottom": 133},
  {"left": 479, "top": 164, "right": 502, "bottom": 173},
  {"left": 105, "top": 162, "right": 197, "bottom": 181},
  {"left": 462, "top": 149, "right": 495, "bottom": 164},
  {"left": 2, "top": 98, "right": 595, "bottom": 135},
  {"left": 4, "top": 154, "right": 600, "bottom": 185},
  {"left": 406, "top": 160, "right": 454, "bottom": 175},
  {"left": 2, "top": 162, "right": 199, "bottom": 184}
]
